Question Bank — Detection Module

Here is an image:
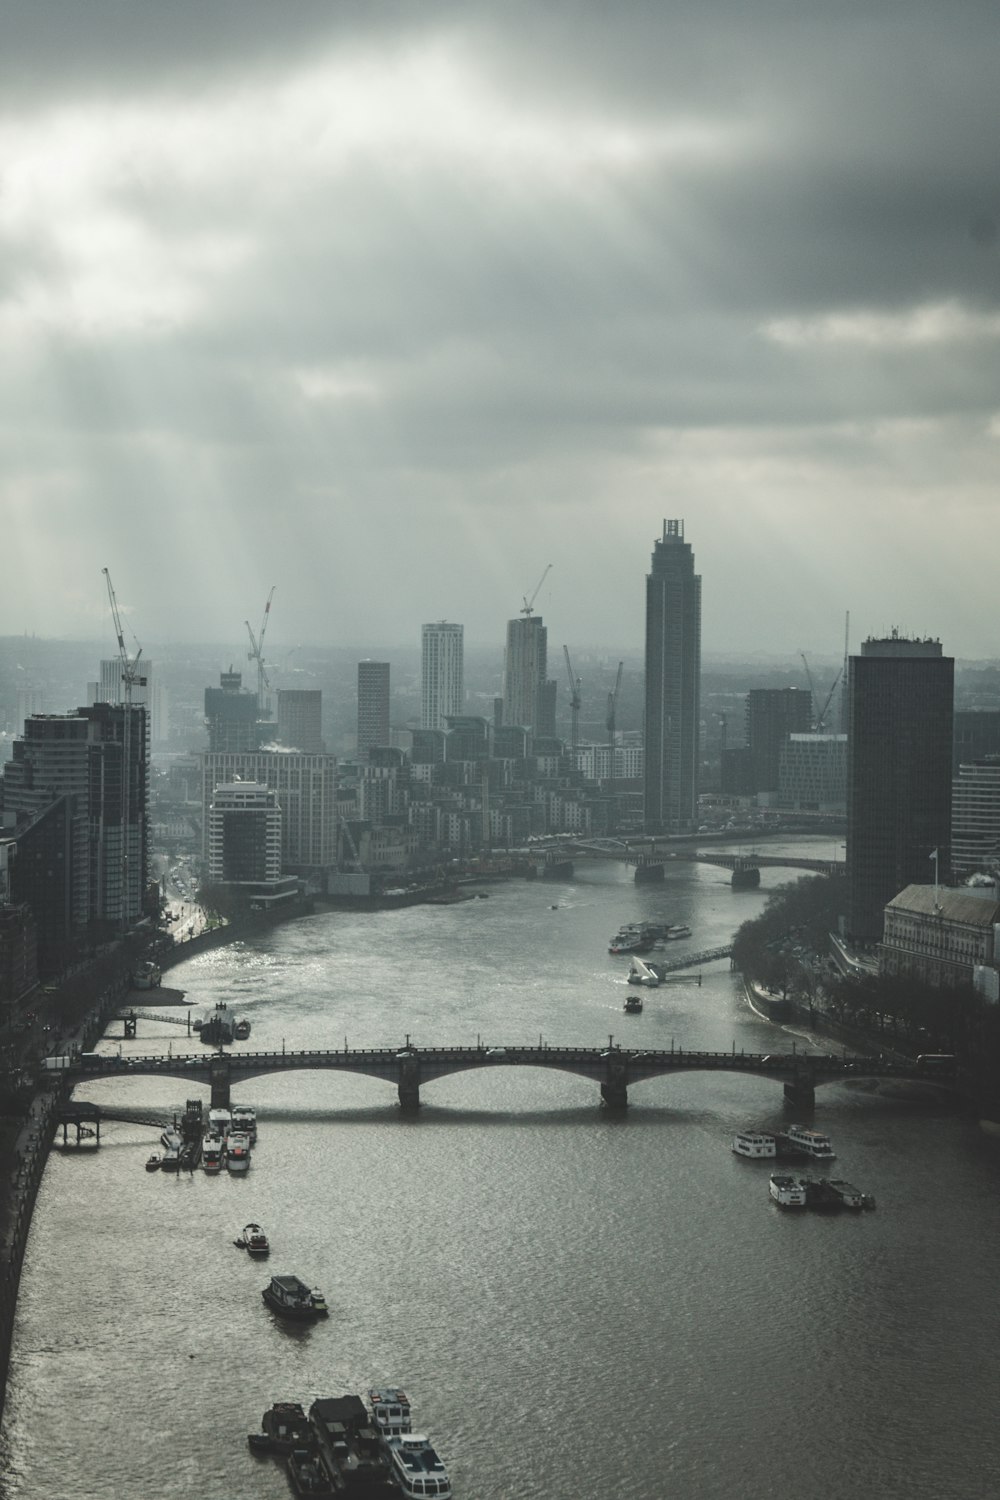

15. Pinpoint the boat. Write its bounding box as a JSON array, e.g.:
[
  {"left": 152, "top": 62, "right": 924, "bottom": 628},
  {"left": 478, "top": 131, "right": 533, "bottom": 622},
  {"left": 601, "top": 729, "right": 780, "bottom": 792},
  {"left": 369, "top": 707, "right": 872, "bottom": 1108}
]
[
  {"left": 227, "top": 1132, "right": 251, "bottom": 1173},
  {"left": 798, "top": 1177, "right": 843, "bottom": 1212},
  {"left": 287, "top": 1445, "right": 336, "bottom": 1498},
  {"left": 309, "top": 1395, "right": 393, "bottom": 1491},
  {"left": 259, "top": 1401, "right": 313, "bottom": 1453},
  {"left": 192, "top": 1017, "right": 204, "bottom": 1031},
  {"left": 663, "top": 924, "right": 691, "bottom": 940},
  {"left": 160, "top": 1147, "right": 181, "bottom": 1172},
  {"left": 367, "top": 1387, "right": 412, "bottom": 1443},
  {"left": 624, "top": 993, "right": 643, "bottom": 1014},
  {"left": 132, "top": 961, "right": 161, "bottom": 990},
  {"left": 145, "top": 1153, "right": 161, "bottom": 1172},
  {"left": 262, "top": 1274, "right": 322, "bottom": 1320},
  {"left": 233, "top": 1018, "right": 251, "bottom": 1041},
  {"left": 732, "top": 1131, "right": 776, "bottom": 1159},
  {"left": 769, "top": 1173, "right": 808, "bottom": 1207},
  {"left": 236, "top": 1222, "right": 270, "bottom": 1256},
  {"left": 386, "top": 1433, "right": 453, "bottom": 1498},
  {"left": 627, "top": 957, "right": 661, "bottom": 987},
  {"left": 202, "top": 1134, "right": 224, "bottom": 1173},
  {"left": 782, "top": 1124, "right": 836, "bottom": 1161},
  {"left": 231, "top": 1104, "right": 257, "bottom": 1142},
  {"left": 310, "top": 1288, "right": 328, "bottom": 1316},
  {"left": 199, "top": 1004, "right": 235, "bottom": 1046},
  {"left": 823, "top": 1179, "right": 868, "bottom": 1211},
  {"left": 160, "top": 1128, "right": 183, "bottom": 1152},
  {"left": 207, "top": 1107, "right": 232, "bottom": 1138}
]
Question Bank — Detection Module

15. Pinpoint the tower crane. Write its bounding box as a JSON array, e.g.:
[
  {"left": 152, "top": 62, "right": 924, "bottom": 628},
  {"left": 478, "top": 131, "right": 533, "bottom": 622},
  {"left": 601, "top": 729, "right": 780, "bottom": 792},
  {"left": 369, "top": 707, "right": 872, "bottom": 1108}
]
[
  {"left": 562, "top": 645, "right": 582, "bottom": 750},
  {"left": 606, "top": 660, "right": 624, "bottom": 778},
  {"left": 246, "top": 586, "right": 276, "bottom": 715},
  {"left": 801, "top": 650, "right": 843, "bottom": 732},
  {"left": 520, "top": 563, "right": 553, "bottom": 617},
  {"left": 103, "top": 567, "right": 146, "bottom": 931}
]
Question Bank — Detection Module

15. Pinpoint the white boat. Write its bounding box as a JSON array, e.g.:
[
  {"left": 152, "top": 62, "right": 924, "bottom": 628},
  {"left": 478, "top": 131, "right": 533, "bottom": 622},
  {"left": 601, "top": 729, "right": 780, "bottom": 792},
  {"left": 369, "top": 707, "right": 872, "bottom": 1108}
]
[
  {"left": 784, "top": 1124, "right": 836, "bottom": 1161},
  {"left": 627, "top": 958, "right": 661, "bottom": 987},
  {"left": 386, "top": 1434, "right": 452, "bottom": 1498},
  {"left": 732, "top": 1131, "right": 776, "bottom": 1159},
  {"left": 367, "top": 1387, "right": 412, "bottom": 1443},
  {"left": 202, "top": 1134, "right": 225, "bottom": 1173},
  {"left": 236, "top": 1221, "right": 270, "bottom": 1255},
  {"left": 664, "top": 924, "right": 691, "bottom": 940},
  {"left": 227, "top": 1132, "right": 251, "bottom": 1173},
  {"left": 231, "top": 1104, "right": 257, "bottom": 1142},
  {"left": 208, "top": 1107, "right": 232, "bottom": 1138},
  {"left": 769, "top": 1173, "right": 808, "bottom": 1207}
]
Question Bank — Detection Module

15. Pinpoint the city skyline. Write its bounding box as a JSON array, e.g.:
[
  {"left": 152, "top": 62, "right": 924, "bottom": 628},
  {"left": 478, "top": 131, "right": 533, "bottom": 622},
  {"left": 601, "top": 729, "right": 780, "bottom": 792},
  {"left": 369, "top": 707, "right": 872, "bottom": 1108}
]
[{"left": 1, "top": 5, "right": 998, "bottom": 657}]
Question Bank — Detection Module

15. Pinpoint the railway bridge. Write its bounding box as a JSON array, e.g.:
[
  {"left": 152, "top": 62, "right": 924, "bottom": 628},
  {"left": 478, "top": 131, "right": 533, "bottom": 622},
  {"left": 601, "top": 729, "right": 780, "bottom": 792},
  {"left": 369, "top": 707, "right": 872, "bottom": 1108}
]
[{"left": 65, "top": 1043, "right": 947, "bottom": 1115}]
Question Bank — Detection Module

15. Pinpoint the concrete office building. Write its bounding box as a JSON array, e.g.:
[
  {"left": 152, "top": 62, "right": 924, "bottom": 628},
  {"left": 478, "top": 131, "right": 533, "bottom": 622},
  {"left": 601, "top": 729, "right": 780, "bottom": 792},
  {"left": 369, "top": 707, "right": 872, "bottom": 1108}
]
[
  {"left": 952, "top": 760, "right": 1000, "bottom": 876},
  {"left": 777, "top": 734, "right": 847, "bottom": 814},
  {"left": 205, "top": 670, "right": 261, "bottom": 753},
  {"left": 201, "top": 748, "right": 337, "bottom": 871},
  {"left": 644, "top": 519, "right": 701, "bottom": 834},
  {"left": 846, "top": 633, "right": 954, "bottom": 941},
  {"left": 421, "top": 622, "right": 464, "bottom": 731},
  {"left": 357, "top": 661, "right": 390, "bottom": 757},
  {"left": 206, "top": 781, "right": 282, "bottom": 884}
]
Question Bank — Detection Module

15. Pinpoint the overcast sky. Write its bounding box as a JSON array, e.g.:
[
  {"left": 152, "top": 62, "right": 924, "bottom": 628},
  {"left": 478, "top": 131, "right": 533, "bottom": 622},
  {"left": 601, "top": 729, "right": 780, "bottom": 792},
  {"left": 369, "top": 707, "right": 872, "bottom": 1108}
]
[{"left": 2, "top": 1, "right": 998, "bottom": 661}]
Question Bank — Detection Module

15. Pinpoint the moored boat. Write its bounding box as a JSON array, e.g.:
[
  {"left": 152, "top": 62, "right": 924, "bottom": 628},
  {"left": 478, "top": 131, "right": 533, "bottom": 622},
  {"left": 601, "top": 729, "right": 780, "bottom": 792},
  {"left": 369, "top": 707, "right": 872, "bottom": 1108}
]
[
  {"left": 202, "top": 1134, "right": 224, "bottom": 1173},
  {"left": 233, "top": 1018, "right": 251, "bottom": 1041},
  {"left": 624, "top": 993, "right": 643, "bottom": 1014},
  {"left": 732, "top": 1131, "right": 776, "bottom": 1159},
  {"left": 387, "top": 1433, "right": 453, "bottom": 1498},
  {"left": 823, "top": 1178, "right": 867, "bottom": 1211},
  {"left": 259, "top": 1401, "right": 313, "bottom": 1453},
  {"left": 262, "top": 1274, "right": 322, "bottom": 1320},
  {"left": 227, "top": 1132, "right": 251, "bottom": 1173},
  {"left": 287, "top": 1445, "right": 335, "bottom": 1497},
  {"left": 145, "top": 1153, "right": 161, "bottom": 1172},
  {"left": 236, "top": 1222, "right": 270, "bottom": 1256},
  {"left": 309, "top": 1395, "right": 393, "bottom": 1491},
  {"left": 367, "top": 1387, "right": 412, "bottom": 1442},
  {"left": 231, "top": 1104, "right": 257, "bottom": 1142},
  {"left": 782, "top": 1124, "right": 836, "bottom": 1161},
  {"left": 769, "top": 1172, "right": 807, "bottom": 1207},
  {"left": 160, "top": 1147, "right": 180, "bottom": 1172},
  {"left": 309, "top": 1288, "right": 328, "bottom": 1316}
]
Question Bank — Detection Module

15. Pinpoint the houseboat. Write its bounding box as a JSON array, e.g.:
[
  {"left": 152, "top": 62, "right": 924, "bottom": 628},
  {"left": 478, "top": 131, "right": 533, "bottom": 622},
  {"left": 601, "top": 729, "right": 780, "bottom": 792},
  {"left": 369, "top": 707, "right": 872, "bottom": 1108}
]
[
  {"left": 782, "top": 1124, "right": 836, "bottom": 1161},
  {"left": 262, "top": 1275, "right": 322, "bottom": 1320},
  {"left": 769, "top": 1173, "right": 808, "bottom": 1207},
  {"left": 731, "top": 1131, "right": 777, "bottom": 1159}
]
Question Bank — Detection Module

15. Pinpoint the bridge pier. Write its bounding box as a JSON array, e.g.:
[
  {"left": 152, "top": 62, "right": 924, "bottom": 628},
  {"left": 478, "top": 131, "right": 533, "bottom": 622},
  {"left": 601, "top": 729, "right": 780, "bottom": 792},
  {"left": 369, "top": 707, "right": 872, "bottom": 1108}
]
[
  {"left": 123, "top": 1012, "right": 137, "bottom": 1039},
  {"left": 601, "top": 1051, "right": 629, "bottom": 1111},
  {"left": 784, "top": 1067, "right": 816, "bottom": 1112},
  {"left": 397, "top": 1052, "right": 421, "bottom": 1114},
  {"left": 210, "top": 1055, "right": 232, "bottom": 1109}
]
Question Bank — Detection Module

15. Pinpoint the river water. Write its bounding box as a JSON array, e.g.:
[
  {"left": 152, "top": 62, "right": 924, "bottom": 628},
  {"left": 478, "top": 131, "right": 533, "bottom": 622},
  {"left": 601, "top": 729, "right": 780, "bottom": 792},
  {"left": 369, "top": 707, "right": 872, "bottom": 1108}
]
[{"left": 3, "top": 840, "right": 1000, "bottom": 1500}]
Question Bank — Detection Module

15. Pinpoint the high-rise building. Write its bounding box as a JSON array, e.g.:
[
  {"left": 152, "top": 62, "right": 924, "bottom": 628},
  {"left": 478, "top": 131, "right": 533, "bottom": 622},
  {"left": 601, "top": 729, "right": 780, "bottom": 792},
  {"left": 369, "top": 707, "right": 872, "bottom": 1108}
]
[
  {"left": 502, "top": 616, "right": 547, "bottom": 731},
  {"left": 277, "top": 690, "right": 324, "bottom": 753},
  {"left": 746, "top": 688, "right": 813, "bottom": 795},
  {"left": 846, "top": 633, "right": 954, "bottom": 940},
  {"left": 951, "top": 759, "right": 1000, "bottom": 876},
  {"left": 421, "top": 622, "right": 464, "bottom": 731},
  {"left": 643, "top": 519, "right": 701, "bottom": 834},
  {"left": 357, "top": 661, "right": 390, "bottom": 757},
  {"left": 201, "top": 749, "right": 337, "bottom": 870},
  {"left": 205, "top": 670, "right": 261, "bottom": 753},
  {"left": 206, "top": 782, "right": 282, "bottom": 884},
  {"left": 90, "top": 656, "right": 163, "bottom": 746}
]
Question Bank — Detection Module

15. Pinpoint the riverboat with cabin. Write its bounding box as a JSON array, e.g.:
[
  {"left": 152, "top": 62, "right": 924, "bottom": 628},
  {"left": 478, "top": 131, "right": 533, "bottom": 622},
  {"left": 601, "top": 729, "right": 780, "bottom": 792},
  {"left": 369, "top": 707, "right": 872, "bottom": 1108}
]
[
  {"left": 262, "top": 1274, "right": 322, "bottom": 1321},
  {"left": 781, "top": 1124, "right": 836, "bottom": 1161},
  {"left": 732, "top": 1131, "right": 777, "bottom": 1159},
  {"left": 769, "top": 1173, "right": 808, "bottom": 1207}
]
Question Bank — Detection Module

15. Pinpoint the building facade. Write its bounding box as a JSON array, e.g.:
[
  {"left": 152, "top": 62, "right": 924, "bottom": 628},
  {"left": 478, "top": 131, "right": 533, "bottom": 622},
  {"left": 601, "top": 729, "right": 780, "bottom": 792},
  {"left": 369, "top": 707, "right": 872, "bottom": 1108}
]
[
  {"left": 879, "top": 883, "right": 1000, "bottom": 989},
  {"left": 777, "top": 733, "right": 847, "bottom": 813},
  {"left": 846, "top": 633, "right": 954, "bottom": 941},
  {"left": 357, "top": 661, "right": 390, "bottom": 757},
  {"left": 201, "top": 749, "right": 337, "bottom": 871},
  {"left": 952, "top": 759, "right": 1000, "bottom": 876},
  {"left": 206, "top": 781, "right": 282, "bottom": 884},
  {"left": 643, "top": 519, "right": 701, "bottom": 834},
  {"left": 277, "top": 690, "right": 324, "bottom": 753},
  {"left": 421, "top": 622, "right": 464, "bottom": 731},
  {"left": 746, "top": 688, "right": 813, "bottom": 795},
  {"left": 502, "top": 616, "right": 548, "bottom": 732},
  {"left": 205, "top": 670, "right": 261, "bottom": 753}
]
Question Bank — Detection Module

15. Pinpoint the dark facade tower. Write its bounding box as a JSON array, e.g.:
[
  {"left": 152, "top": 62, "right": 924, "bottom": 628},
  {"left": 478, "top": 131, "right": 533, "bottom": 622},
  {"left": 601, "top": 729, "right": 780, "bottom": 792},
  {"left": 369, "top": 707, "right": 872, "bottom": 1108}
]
[
  {"left": 205, "top": 670, "right": 261, "bottom": 752},
  {"left": 277, "top": 690, "right": 323, "bottom": 753},
  {"left": 644, "top": 519, "right": 701, "bottom": 834},
  {"left": 846, "top": 633, "right": 954, "bottom": 940},
  {"left": 746, "top": 688, "right": 813, "bottom": 794},
  {"left": 357, "top": 661, "right": 390, "bottom": 758}
]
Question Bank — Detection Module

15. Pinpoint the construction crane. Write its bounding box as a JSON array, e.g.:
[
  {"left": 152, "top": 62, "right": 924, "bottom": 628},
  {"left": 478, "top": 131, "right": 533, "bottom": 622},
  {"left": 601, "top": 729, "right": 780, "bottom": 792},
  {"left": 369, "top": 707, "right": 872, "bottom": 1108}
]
[
  {"left": 801, "top": 650, "right": 843, "bottom": 732},
  {"left": 562, "top": 645, "right": 581, "bottom": 750},
  {"left": 606, "top": 661, "right": 624, "bottom": 778},
  {"left": 521, "top": 563, "right": 553, "bottom": 617},
  {"left": 245, "top": 586, "right": 276, "bottom": 714},
  {"left": 103, "top": 568, "right": 146, "bottom": 932}
]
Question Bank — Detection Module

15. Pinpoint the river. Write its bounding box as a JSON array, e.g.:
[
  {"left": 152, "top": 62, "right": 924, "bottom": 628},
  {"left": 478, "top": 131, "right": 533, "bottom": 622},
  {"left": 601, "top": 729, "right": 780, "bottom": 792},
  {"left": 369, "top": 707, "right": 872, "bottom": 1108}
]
[{"left": 3, "top": 839, "right": 1000, "bottom": 1500}]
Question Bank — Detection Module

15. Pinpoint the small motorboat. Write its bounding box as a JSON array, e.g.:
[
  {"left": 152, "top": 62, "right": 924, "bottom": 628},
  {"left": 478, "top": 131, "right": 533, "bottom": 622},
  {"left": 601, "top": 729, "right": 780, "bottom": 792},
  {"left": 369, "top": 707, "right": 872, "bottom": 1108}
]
[
  {"left": 235, "top": 1222, "right": 270, "bottom": 1256},
  {"left": 145, "top": 1153, "right": 162, "bottom": 1172},
  {"left": 624, "top": 994, "right": 643, "bottom": 1014},
  {"left": 310, "top": 1288, "right": 328, "bottom": 1316}
]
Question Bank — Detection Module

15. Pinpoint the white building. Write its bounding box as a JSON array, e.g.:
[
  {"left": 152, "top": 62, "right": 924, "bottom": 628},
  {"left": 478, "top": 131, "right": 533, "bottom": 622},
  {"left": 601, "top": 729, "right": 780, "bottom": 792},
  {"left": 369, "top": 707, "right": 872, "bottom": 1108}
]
[
  {"left": 421, "top": 622, "right": 464, "bottom": 731},
  {"left": 879, "top": 883, "right": 1000, "bottom": 989},
  {"left": 207, "top": 781, "right": 282, "bottom": 884},
  {"left": 777, "top": 733, "right": 847, "bottom": 814}
]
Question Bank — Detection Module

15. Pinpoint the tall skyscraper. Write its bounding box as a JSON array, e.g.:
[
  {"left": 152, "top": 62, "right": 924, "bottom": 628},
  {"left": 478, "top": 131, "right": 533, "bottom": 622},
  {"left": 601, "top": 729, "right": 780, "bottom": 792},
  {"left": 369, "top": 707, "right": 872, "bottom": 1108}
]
[
  {"left": 357, "top": 661, "right": 390, "bottom": 757},
  {"left": 644, "top": 519, "right": 701, "bottom": 833},
  {"left": 205, "top": 670, "right": 261, "bottom": 753},
  {"left": 846, "top": 632, "right": 954, "bottom": 940},
  {"left": 421, "top": 622, "right": 464, "bottom": 730},
  {"left": 502, "top": 616, "right": 547, "bottom": 731}
]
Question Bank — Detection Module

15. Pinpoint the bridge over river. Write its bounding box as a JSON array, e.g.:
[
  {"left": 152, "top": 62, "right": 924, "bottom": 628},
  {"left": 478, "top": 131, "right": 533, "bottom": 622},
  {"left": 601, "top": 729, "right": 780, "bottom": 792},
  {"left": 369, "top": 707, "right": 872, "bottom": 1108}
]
[
  {"left": 541, "top": 838, "right": 843, "bottom": 882},
  {"left": 67, "top": 1043, "right": 948, "bottom": 1114}
]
